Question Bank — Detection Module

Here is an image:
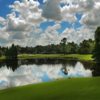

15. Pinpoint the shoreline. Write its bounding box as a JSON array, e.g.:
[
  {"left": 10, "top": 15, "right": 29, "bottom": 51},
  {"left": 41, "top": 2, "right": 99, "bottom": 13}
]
[{"left": 0, "top": 54, "right": 93, "bottom": 62}]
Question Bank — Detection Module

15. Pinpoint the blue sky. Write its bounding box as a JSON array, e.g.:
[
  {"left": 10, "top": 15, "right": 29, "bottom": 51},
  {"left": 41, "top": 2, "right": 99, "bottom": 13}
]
[
  {"left": 0, "top": 0, "right": 98, "bottom": 46},
  {"left": 0, "top": 0, "right": 18, "bottom": 18},
  {"left": 0, "top": 0, "right": 44, "bottom": 18},
  {"left": 0, "top": 0, "right": 81, "bottom": 31}
]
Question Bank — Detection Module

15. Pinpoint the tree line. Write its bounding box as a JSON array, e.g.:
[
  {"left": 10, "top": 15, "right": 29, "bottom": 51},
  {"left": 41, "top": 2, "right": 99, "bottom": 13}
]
[{"left": 0, "top": 38, "right": 94, "bottom": 57}]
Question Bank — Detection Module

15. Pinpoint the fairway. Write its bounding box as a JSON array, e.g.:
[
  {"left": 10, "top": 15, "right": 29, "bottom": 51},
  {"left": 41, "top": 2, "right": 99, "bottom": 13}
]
[
  {"left": 0, "top": 54, "right": 93, "bottom": 62},
  {"left": 0, "top": 77, "right": 100, "bottom": 100},
  {"left": 18, "top": 54, "right": 93, "bottom": 61}
]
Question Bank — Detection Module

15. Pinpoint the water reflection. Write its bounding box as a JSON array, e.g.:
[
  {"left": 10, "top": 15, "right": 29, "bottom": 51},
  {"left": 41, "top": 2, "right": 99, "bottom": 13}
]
[
  {"left": 5, "top": 59, "right": 19, "bottom": 71},
  {"left": 92, "top": 63, "right": 100, "bottom": 76},
  {"left": 67, "top": 62, "right": 92, "bottom": 77},
  {"left": 0, "top": 59, "right": 94, "bottom": 90},
  {"left": 61, "top": 63, "right": 68, "bottom": 75}
]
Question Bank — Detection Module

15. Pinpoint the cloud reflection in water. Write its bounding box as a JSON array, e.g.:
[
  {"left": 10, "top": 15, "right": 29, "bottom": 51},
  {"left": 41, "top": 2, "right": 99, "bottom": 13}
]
[{"left": 0, "top": 62, "right": 92, "bottom": 90}]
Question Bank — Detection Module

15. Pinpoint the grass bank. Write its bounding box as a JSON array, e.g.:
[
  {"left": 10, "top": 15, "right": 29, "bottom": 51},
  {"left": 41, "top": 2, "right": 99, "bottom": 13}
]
[
  {"left": 0, "top": 54, "right": 93, "bottom": 62},
  {"left": 0, "top": 77, "right": 100, "bottom": 100},
  {"left": 18, "top": 54, "right": 93, "bottom": 61}
]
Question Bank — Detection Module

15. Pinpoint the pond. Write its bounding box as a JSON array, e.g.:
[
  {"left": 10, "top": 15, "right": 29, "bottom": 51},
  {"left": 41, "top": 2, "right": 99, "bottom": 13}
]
[{"left": 0, "top": 59, "right": 99, "bottom": 90}]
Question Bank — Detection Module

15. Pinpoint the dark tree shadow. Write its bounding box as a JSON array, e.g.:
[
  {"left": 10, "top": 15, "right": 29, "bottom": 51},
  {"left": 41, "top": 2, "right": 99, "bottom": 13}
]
[
  {"left": 5, "top": 59, "right": 19, "bottom": 71},
  {"left": 92, "top": 63, "right": 100, "bottom": 76}
]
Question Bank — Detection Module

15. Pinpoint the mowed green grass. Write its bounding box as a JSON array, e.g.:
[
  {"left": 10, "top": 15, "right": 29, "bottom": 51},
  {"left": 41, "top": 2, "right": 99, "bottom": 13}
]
[
  {"left": 18, "top": 54, "right": 93, "bottom": 61},
  {"left": 0, "top": 54, "right": 93, "bottom": 61},
  {"left": 0, "top": 77, "right": 100, "bottom": 100}
]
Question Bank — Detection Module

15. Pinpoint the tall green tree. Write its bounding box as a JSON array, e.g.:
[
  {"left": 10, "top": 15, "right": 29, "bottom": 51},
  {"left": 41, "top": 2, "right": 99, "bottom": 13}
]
[
  {"left": 79, "top": 39, "right": 94, "bottom": 54},
  {"left": 93, "top": 27, "right": 100, "bottom": 63},
  {"left": 60, "top": 38, "right": 67, "bottom": 54},
  {"left": 5, "top": 44, "right": 18, "bottom": 59},
  {"left": 67, "top": 42, "right": 78, "bottom": 54}
]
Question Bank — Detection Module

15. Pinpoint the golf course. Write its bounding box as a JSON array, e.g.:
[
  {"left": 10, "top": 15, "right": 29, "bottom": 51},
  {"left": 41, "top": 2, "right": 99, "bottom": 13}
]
[
  {"left": 0, "top": 54, "right": 99, "bottom": 100},
  {"left": 0, "top": 54, "right": 93, "bottom": 61},
  {"left": 0, "top": 0, "right": 100, "bottom": 100},
  {"left": 0, "top": 77, "right": 100, "bottom": 100}
]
